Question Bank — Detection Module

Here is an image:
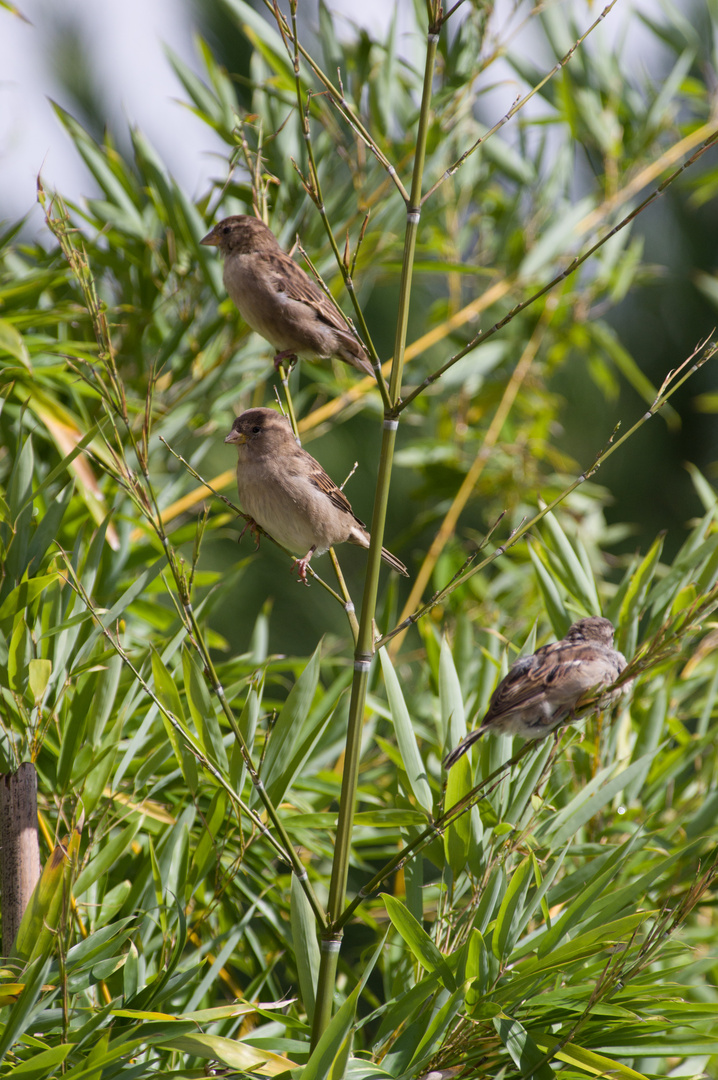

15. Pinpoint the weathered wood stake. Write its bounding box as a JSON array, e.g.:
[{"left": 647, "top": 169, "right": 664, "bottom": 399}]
[{"left": 1, "top": 763, "right": 42, "bottom": 957}]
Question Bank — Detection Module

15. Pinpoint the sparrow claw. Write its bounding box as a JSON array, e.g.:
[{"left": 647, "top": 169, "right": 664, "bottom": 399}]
[
  {"left": 290, "top": 545, "right": 316, "bottom": 586},
  {"left": 290, "top": 557, "right": 311, "bottom": 586},
  {"left": 239, "top": 517, "right": 262, "bottom": 550},
  {"left": 273, "top": 350, "right": 298, "bottom": 372}
]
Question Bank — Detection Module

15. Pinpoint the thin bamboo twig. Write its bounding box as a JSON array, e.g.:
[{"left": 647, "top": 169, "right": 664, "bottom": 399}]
[
  {"left": 125, "top": 117, "right": 718, "bottom": 537},
  {"left": 398, "top": 130, "right": 718, "bottom": 412},
  {"left": 57, "top": 553, "right": 312, "bottom": 874},
  {"left": 329, "top": 548, "right": 359, "bottom": 644},
  {"left": 276, "top": 363, "right": 300, "bottom": 441},
  {"left": 295, "top": 240, "right": 391, "bottom": 405},
  {"left": 264, "top": 0, "right": 410, "bottom": 202},
  {"left": 388, "top": 299, "right": 556, "bottom": 656},
  {"left": 336, "top": 743, "right": 536, "bottom": 931},
  {"left": 129, "top": 440, "right": 329, "bottom": 924},
  {"left": 276, "top": 0, "right": 392, "bottom": 404},
  {"left": 421, "top": 0, "right": 619, "bottom": 204},
  {"left": 377, "top": 338, "right": 716, "bottom": 647},
  {"left": 338, "top": 628, "right": 692, "bottom": 932},
  {"left": 310, "top": 19, "right": 441, "bottom": 1048}
]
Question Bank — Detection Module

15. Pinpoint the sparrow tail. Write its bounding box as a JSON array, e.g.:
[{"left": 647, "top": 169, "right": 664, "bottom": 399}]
[
  {"left": 381, "top": 547, "right": 409, "bottom": 577},
  {"left": 443, "top": 727, "right": 485, "bottom": 769},
  {"left": 339, "top": 340, "right": 377, "bottom": 381}
]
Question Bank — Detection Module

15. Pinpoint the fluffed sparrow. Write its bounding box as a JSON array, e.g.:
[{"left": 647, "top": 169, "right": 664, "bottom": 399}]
[
  {"left": 444, "top": 617, "right": 627, "bottom": 768},
  {"left": 201, "top": 215, "right": 375, "bottom": 379},
  {"left": 225, "top": 407, "right": 408, "bottom": 584}
]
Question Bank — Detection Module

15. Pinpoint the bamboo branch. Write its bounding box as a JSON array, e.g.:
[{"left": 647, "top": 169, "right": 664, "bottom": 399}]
[
  {"left": 377, "top": 338, "right": 716, "bottom": 647},
  {"left": 398, "top": 130, "right": 718, "bottom": 411}
]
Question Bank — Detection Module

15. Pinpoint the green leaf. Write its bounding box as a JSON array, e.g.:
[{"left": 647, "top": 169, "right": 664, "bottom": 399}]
[
  {"left": 528, "top": 542, "right": 569, "bottom": 638},
  {"left": 616, "top": 532, "right": 664, "bottom": 657},
  {"left": 542, "top": 752, "right": 657, "bottom": 848},
  {"left": 264, "top": 663, "right": 347, "bottom": 809},
  {"left": 494, "top": 1014, "right": 555, "bottom": 1080},
  {"left": 533, "top": 1031, "right": 650, "bottom": 1079},
  {"left": 284, "top": 809, "right": 427, "bottom": 829},
  {"left": 259, "top": 643, "right": 321, "bottom": 802},
  {"left": 0, "top": 575, "right": 58, "bottom": 624},
  {"left": 291, "top": 873, "right": 320, "bottom": 1024},
  {"left": 0, "top": 318, "right": 31, "bottom": 369},
  {"left": 439, "top": 635, "right": 465, "bottom": 749},
  {"left": 8, "top": 1043, "right": 73, "bottom": 1078},
  {"left": 540, "top": 509, "right": 601, "bottom": 615},
  {"left": 182, "top": 646, "right": 228, "bottom": 770},
  {"left": 0, "top": 957, "right": 54, "bottom": 1062},
  {"left": 384, "top": 894, "right": 455, "bottom": 990},
  {"left": 72, "top": 560, "right": 164, "bottom": 667},
  {"left": 492, "top": 857, "right": 533, "bottom": 960},
  {"left": 189, "top": 789, "right": 227, "bottom": 886},
  {"left": 151, "top": 648, "right": 199, "bottom": 794},
  {"left": 518, "top": 197, "right": 594, "bottom": 278},
  {"left": 302, "top": 936, "right": 384, "bottom": 1080},
  {"left": 14, "top": 821, "right": 82, "bottom": 963},
  {"left": 379, "top": 648, "right": 433, "bottom": 815},
  {"left": 74, "top": 818, "right": 143, "bottom": 897},
  {"left": 444, "top": 754, "right": 472, "bottom": 876},
  {"left": 159, "top": 1033, "right": 296, "bottom": 1073}
]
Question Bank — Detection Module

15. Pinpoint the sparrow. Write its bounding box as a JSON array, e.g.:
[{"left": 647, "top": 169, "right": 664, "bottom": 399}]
[
  {"left": 444, "top": 617, "right": 627, "bottom": 768},
  {"left": 224, "top": 407, "right": 408, "bottom": 584},
  {"left": 200, "top": 215, "right": 375, "bottom": 379}
]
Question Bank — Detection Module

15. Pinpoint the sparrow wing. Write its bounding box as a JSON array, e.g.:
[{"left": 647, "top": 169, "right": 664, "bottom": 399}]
[
  {"left": 308, "top": 467, "right": 363, "bottom": 523},
  {"left": 483, "top": 639, "right": 621, "bottom": 725},
  {"left": 265, "top": 252, "right": 354, "bottom": 336},
  {"left": 482, "top": 653, "right": 552, "bottom": 722}
]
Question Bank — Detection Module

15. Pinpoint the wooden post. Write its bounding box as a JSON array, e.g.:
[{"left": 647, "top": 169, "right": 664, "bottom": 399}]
[{"left": 1, "top": 763, "right": 42, "bottom": 957}]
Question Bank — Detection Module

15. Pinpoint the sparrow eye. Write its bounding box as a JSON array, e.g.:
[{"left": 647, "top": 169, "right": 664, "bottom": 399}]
[
  {"left": 222, "top": 225, "right": 231, "bottom": 235},
  {"left": 251, "top": 426, "right": 261, "bottom": 434}
]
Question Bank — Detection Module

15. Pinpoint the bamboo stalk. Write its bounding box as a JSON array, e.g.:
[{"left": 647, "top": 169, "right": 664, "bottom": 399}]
[{"left": 309, "top": 19, "right": 441, "bottom": 1049}]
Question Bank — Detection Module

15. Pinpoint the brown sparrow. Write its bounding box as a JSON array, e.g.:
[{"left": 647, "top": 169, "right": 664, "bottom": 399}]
[
  {"left": 225, "top": 407, "right": 408, "bottom": 584},
  {"left": 201, "top": 215, "right": 375, "bottom": 378},
  {"left": 444, "top": 617, "right": 627, "bottom": 768}
]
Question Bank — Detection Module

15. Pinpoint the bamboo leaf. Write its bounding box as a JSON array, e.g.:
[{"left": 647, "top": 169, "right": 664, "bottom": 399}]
[
  {"left": 13, "top": 820, "right": 82, "bottom": 963},
  {"left": 542, "top": 752, "right": 657, "bottom": 848},
  {"left": 439, "top": 635, "right": 465, "bottom": 749},
  {"left": 494, "top": 1014, "right": 555, "bottom": 1080},
  {"left": 384, "top": 894, "right": 455, "bottom": 990},
  {"left": 259, "top": 643, "right": 321, "bottom": 800},
  {"left": 8, "top": 1043, "right": 73, "bottom": 1078},
  {"left": 182, "top": 646, "right": 228, "bottom": 770},
  {"left": 444, "top": 754, "right": 472, "bottom": 876},
  {"left": 303, "top": 936, "right": 383, "bottom": 1080},
  {"left": 0, "top": 957, "right": 54, "bottom": 1062},
  {"left": 291, "top": 873, "right": 320, "bottom": 1023},
  {"left": 492, "top": 857, "right": 533, "bottom": 960},
  {"left": 159, "top": 1033, "right": 297, "bottom": 1073},
  {"left": 379, "top": 648, "right": 433, "bottom": 815},
  {"left": 528, "top": 542, "right": 570, "bottom": 638}
]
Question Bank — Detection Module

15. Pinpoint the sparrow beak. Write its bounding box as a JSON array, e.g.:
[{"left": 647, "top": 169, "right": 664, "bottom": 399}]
[
  {"left": 200, "top": 227, "right": 219, "bottom": 246},
  {"left": 224, "top": 430, "right": 247, "bottom": 445}
]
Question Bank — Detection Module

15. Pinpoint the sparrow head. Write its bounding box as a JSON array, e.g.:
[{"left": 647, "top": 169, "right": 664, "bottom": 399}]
[
  {"left": 200, "top": 215, "right": 280, "bottom": 256},
  {"left": 224, "top": 407, "right": 294, "bottom": 451},
  {"left": 565, "top": 617, "right": 616, "bottom": 647}
]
